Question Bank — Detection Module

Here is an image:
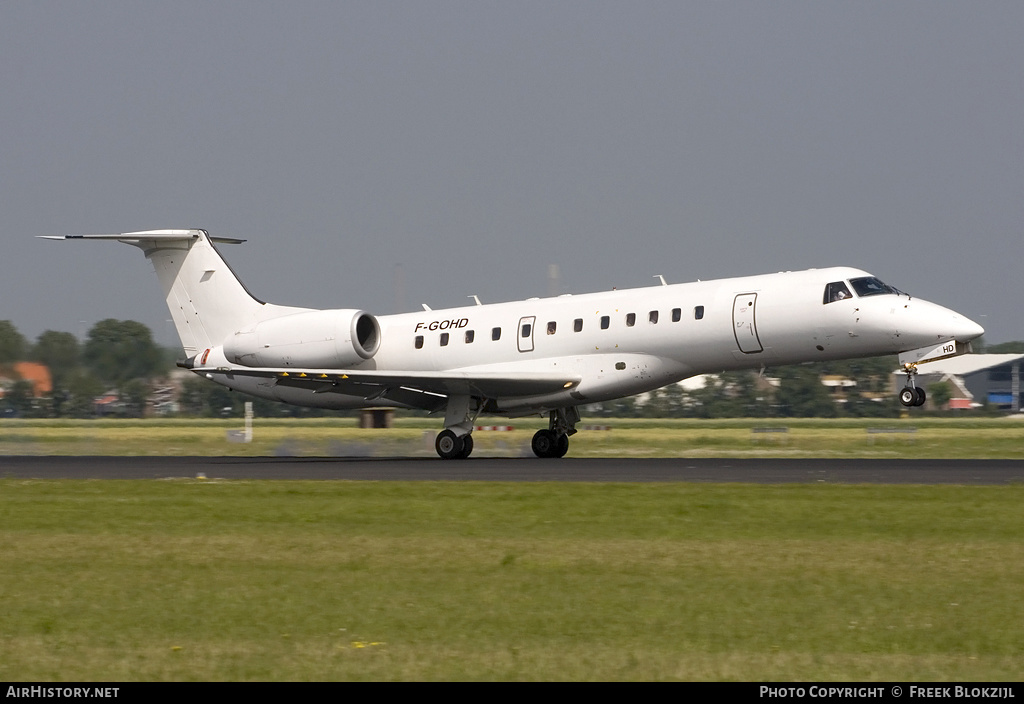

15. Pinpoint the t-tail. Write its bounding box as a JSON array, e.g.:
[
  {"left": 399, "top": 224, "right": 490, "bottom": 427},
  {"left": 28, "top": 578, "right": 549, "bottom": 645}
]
[{"left": 39, "top": 229, "right": 309, "bottom": 357}]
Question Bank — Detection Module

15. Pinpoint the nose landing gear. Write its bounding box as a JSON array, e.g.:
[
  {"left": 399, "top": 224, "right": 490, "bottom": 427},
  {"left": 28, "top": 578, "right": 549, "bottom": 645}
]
[{"left": 899, "top": 363, "right": 927, "bottom": 407}]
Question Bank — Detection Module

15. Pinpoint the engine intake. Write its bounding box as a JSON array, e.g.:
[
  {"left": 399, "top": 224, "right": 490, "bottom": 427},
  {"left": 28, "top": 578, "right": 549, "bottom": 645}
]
[{"left": 223, "top": 309, "right": 380, "bottom": 368}]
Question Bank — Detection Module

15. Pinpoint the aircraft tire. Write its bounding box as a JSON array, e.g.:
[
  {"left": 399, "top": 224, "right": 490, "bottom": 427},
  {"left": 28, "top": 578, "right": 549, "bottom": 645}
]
[
  {"left": 914, "top": 387, "right": 927, "bottom": 406},
  {"left": 456, "top": 433, "right": 474, "bottom": 459},
  {"left": 531, "top": 429, "right": 557, "bottom": 458},
  {"left": 435, "top": 429, "right": 465, "bottom": 460},
  {"left": 899, "top": 387, "right": 917, "bottom": 407},
  {"left": 554, "top": 432, "right": 569, "bottom": 458}
]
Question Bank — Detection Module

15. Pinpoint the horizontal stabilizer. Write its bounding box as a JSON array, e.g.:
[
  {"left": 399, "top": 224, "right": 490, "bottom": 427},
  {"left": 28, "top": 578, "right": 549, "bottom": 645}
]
[{"left": 39, "top": 229, "right": 246, "bottom": 244}]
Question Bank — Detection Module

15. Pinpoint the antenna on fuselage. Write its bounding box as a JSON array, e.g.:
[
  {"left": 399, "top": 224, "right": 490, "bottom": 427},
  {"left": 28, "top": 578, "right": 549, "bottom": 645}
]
[{"left": 654, "top": 275, "right": 667, "bottom": 286}]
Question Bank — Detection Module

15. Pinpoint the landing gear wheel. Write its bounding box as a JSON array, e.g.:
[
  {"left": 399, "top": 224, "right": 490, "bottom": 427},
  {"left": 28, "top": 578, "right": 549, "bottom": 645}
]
[
  {"left": 435, "top": 429, "right": 465, "bottom": 460},
  {"left": 532, "top": 429, "right": 557, "bottom": 458},
  {"left": 899, "top": 363, "right": 926, "bottom": 408},
  {"left": 899, "top": 387, "right": 917, "bottom": 407},
  {"left": 532, "top": 429, "right": 568, "bottom": 458},
  {"left": 554, "top": 432, "right": 569, "bottom": 458},
  {"left": 914, "top": 387, "right": 927, "bottom": 407},
  {"left": 456, "top": 433, "right": 474, "bottom": 459}
]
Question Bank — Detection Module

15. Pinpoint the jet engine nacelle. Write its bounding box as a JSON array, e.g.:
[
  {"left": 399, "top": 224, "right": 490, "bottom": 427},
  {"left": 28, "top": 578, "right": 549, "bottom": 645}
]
[{"left": 223, "top": 309, "right": 381, "bottom": 368}]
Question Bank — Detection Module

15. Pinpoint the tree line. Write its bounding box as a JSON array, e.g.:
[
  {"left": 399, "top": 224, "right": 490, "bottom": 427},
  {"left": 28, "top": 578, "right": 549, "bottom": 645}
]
[
  {"left": 0, "top": 319, "right": 164, "bottom": 417},
  {"left": 0, "top": 319, "right": 351, "bottom": 418}
]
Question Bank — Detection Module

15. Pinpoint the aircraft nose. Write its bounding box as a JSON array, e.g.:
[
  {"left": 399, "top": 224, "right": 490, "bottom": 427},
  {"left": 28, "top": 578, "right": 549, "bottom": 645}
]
[
  {"left": 955, "top": 315, "right": 985, "bottom": 343},
  {"left": 894, "top": 300, "right": 984, "bottom": 347}
]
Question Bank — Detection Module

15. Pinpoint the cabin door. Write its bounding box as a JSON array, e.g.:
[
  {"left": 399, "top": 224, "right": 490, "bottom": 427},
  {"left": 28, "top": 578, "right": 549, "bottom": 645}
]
[{"left": 732, "top": 293, "right": 763, "bottom": 354}]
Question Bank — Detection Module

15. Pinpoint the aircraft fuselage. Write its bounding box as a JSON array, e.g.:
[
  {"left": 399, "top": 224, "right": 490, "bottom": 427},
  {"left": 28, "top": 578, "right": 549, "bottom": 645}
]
[{"left": 211, "top": 266, "right": 982, "bottom": 414}]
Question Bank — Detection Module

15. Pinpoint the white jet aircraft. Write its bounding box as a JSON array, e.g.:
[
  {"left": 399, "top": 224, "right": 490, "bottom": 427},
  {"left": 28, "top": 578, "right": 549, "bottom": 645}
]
[{"left": 42, "top": 229, "right": 984, "bottom": 459}]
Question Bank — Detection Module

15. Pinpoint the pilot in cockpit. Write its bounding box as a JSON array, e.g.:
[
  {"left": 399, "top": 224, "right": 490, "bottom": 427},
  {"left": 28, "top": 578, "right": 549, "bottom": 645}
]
[{"left": 824, "top": 281, "right": 853, "bottom": 304}]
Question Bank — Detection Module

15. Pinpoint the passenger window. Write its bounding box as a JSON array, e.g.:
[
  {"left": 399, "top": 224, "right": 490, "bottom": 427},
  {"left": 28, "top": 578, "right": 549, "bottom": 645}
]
[
  {"left": 521, "top": 324, "right": 532, "bottom": 338},
  {"left": 649, "top": 311, "right": 658, "bottom": 324},
  {"left": 547, "top": 321, "right": 556, "bottom": 335},
  {"left": 626, "top": 313, "right": 636, "bottom": 327},
  {"left": 574, "top": 318, "right": 583, "bottom": 332},
  {"left": 414, "top": 335, "right": 424, "bottom": 349},
  {"left": 672, "top": 308, "right": 681, "bottom": 322},
  {"left": 694, "top": 306, "right": 704, "bottom": 320},
  {"left": 440, "top": 332, "right": 449, "bottom": 346},
  {"left": 600, "top": 315, "right": 610, "bottom": 330},
  {"left": 823, "top": 282, "right": 853, "bottom": 304},
  {"left": 492, "top": 327, "right": 501, "bottom": 341},
  {"left": 465, "top": 330, "right": 475, "bottom": 344}
]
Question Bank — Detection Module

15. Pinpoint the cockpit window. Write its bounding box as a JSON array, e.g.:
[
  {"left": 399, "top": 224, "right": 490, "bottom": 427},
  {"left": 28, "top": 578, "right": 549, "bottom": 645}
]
[
  {"left": 849, "top": 276, "right": 897, "bottom": 297},
  {"left": 823, "top": 281, "right": 853, "bottom": 304}
]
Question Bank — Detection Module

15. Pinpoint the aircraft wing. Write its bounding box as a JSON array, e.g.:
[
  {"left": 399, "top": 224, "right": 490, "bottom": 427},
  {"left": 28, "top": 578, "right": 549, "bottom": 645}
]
[{"left": 195, "top": 366, "right": 581, "bottom": 412}]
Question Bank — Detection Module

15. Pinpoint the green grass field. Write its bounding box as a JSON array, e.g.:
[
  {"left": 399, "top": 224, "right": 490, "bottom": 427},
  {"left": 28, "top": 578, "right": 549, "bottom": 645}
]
[
  {"left": 2, "top": 416, "right": 1023, "bottom": 458},
  {"left": 1, "top": 479, "right": 1023, "bottom": 681},
  {"left": 2, "top": 418, "right": 1022, "bottom": 680}
]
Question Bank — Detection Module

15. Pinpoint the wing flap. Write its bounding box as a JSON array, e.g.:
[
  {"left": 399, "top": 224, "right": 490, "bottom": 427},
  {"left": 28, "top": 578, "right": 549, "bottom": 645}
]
[{"left": 274, "top": 375, "right": 449, "bottom": 412}]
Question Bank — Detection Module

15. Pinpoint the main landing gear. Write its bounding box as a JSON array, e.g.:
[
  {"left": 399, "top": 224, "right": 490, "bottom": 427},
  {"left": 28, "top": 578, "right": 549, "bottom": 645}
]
[
  {"left": 433, "top": 399, "right": 581, "bottom": 460},
  {"left": 435, "top": 395, "right": 480, "bottom": 460},
  {"left": 531, "top": 407, "right": 580, "bottom": 459},
  {"left": 899, "top": 363, "right": 927, "bottom": 407},
  {"left": 435, "top": 429, "right": 474, "bottom": 460}
]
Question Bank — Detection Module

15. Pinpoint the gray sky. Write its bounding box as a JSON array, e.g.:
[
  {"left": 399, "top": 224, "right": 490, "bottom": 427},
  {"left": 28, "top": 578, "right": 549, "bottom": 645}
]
[{"left": 3, "top": 1, "right": 1021, "bottom": 348}]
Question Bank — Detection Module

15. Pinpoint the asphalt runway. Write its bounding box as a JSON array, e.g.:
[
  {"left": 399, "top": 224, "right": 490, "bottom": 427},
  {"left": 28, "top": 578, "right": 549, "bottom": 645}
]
[{"left": 1, "top": 455, "right": 1022, "bottom": 483}]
